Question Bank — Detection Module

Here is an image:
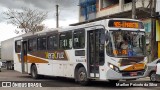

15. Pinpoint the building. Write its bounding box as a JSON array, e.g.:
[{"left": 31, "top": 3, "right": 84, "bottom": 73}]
[
  {"left": 78, "top": 0, "right": 152, "bottom": 32},
  {"left": 79, "top": 0, "right": 151, "bottom": 21},
  {"left": 78, "top": 0, "right": 160, "bottom": 61},
  {"left": 78, "top": 0, "right": 152, "bottom": 42}
]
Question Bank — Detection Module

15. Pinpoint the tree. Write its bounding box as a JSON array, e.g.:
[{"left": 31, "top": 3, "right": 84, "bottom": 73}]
[{"left": 4, "top": 7, "right": 48, "bottom": 34}]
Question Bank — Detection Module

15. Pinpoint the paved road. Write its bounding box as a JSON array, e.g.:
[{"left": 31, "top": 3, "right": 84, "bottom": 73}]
[{"left": 0, "top": 69, "right": 159, "bottom": 90}]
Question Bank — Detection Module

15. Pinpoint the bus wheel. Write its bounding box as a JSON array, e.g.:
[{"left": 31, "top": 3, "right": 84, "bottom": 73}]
[
  {"left": 150, "top": 72, "right": 156, "bottom": 82},
  {"left": 31, "top": 65, "right": 39, "bottom": 79},
  {"left": 77, "top": 67, "right": 88, "bottom": 86}
]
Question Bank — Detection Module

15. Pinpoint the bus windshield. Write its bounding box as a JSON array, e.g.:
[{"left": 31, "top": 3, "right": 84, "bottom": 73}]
[{"left": 108, "top": 30, "right": 146, "bottom": 57}]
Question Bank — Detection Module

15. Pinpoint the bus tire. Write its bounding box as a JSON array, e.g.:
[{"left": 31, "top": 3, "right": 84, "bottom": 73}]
[
  {"left": 31, "top": 65, "right": 39, "bottom": 79},
  {"left": 77, "top": 67, "right": 88, "bottom": 86},
  {"left": 150, "top": 71, "right": 156, "bottom": 82}
]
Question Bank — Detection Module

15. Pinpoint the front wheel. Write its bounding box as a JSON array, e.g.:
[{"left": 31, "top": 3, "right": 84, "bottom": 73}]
[
  {"left": 77, "top": 67, "right": 89, "bottom": 86},
  {"left": 150, "top": 72, "right": 156, "bottom": 82},
  {"left": 31, "top": 65, "right": 39, "bottom": 79}
]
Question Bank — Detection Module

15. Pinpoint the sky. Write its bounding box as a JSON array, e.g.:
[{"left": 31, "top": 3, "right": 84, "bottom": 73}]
[{"left": 0, "top": 0, "right": 79, "bottom": 42}]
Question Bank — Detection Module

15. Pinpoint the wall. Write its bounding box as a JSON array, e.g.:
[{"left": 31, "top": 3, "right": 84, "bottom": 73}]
[{"left": 79, "top": 0, "right": 97, "bottom": 21}]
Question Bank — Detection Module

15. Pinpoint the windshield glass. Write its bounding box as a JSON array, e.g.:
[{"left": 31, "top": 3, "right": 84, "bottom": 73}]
[{"left": 107, "top": 30, "right": 146, "bottom": 57}]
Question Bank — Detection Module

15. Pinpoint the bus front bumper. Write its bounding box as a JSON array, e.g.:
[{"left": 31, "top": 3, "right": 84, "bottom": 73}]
[{"left": 106, "top": 69, "right": 145, "bottom": 80}]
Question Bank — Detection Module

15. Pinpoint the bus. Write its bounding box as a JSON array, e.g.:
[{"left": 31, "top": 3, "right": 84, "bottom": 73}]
[{"left": 14, "top": 18, "right": 147, "bottom": 85}]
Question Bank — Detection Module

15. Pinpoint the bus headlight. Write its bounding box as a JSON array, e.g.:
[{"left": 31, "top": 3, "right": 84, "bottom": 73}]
[
  {"left": 108, "top": 63, "right": 119, "bottom": 72},
  {"left": 109, "top": 64, "right": 114, "bottom": 69}
]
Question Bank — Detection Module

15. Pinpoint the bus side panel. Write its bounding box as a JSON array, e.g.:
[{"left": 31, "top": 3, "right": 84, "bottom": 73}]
[
  {"left": 52, "top": 62, "right": 63, "bottom": 76},
  {"left": 36, "top": 63, "right": 53, "bottom": 76},
  {"left": 63, "top": 63, "right": 74, "bottom": 78},
  {"left": 36, "top": 63, "right": 46, "bottom": 75},
  {"left": 27, "top": 63, "right": 31, "bottom": 74},
  {"left": 14, "top": 37, "right": 23, "bottom": 73},
  {"left": 62, "top": 50, "right": 75, "bottom": 78},
  {"left": 99, "top": 66, "right": 107, "bottom": 80},
  {"left": 14, "top": 53, "right": 22, "bottom": 72}
]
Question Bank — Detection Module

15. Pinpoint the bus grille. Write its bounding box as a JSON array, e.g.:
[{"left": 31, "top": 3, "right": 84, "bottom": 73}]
[
  {"left": 120, "top": 57, "right": 144, "bottom": 66},
  {"left": 121, "top": 70, "right": 145, "bottom": 77}
]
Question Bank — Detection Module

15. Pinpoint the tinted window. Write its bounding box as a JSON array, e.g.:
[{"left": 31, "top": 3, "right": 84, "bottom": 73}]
[
  {"left": 124, "top": 0, "right": 132, "bottom": 4},
  {"left": 73, "top": 29, "right": 85, "bottom": 49},
  {"left": 28, "top": 39, "right": 37, "bottom": 52},
  {"left": 47, "top": 34, "right": 58, "bottom": 50},
  {"left": 37, "top": 37, "right": 46, "bottom": 50},
  {"left": 59, "top": 31, "right": 72, "bottom": 49},
  {"left": 15, "top": 40, "right": 21, "bottom": 53},
  {"left": 101, "top": 0, "right": 119, "bottom": 9}
]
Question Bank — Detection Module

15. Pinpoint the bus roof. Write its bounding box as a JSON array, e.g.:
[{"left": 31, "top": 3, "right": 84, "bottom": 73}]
[
  {"left": 14, "top": 18, "right": 144, "bottom": 39},
  {"left": 70, "top": 17, "right": 140, "bottom": 26}
]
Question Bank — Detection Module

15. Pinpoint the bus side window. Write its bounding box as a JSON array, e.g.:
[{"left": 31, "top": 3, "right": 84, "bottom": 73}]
[
  {"left": 73, "top": 28, "right": 85, "bottom": 49},
  {"left": 47, "top": 34, "right": 58, "bottom": 50},
  {"left": 33, "top": 39, "right": 37, "bottom": 51},
  {"left": 37, "top": 37, "right": 46, "bottom": 50},
  {"left": 59, "top": 31, "right": 72, "bottom": 50},
  {"left": 15, "top": 40, "right": 21, "bottom": 53},
  {"left": 28, "top": 39, "right": 37, "bottom": 52}
]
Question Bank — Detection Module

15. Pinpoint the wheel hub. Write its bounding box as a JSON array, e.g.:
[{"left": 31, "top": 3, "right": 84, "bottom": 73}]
[
  {"left": 79, "top": 72, "right": 86, "bottom": 81},
  {"left": 151, "top": 73, "right": 156, "bottom": 81}
]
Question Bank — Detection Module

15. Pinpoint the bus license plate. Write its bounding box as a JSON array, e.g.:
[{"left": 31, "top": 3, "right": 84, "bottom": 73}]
[{"left": 130, "top": 72, "right": 137, "bottom": 76}]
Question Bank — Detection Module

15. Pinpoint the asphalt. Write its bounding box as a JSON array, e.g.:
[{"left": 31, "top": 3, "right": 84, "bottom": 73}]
[{"left": 0, "top": 69, "right": 159, "bottom": 90}]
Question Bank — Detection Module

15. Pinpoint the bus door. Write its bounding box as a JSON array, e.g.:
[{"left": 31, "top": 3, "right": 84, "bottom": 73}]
[
  {"left": 21, "top": 41, "right": 28, "bottom": 73},
  {"left": 87, "top": 29, "right": 105, "bottom": 78}
]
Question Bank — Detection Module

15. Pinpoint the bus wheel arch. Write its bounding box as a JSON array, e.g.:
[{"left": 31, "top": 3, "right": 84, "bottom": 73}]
[
  {"left": 149, "top": 71, "right": 156, "bottom": 82},
  {"left": 74, "top": 63, "right": 88, "bottom": 85},
  {"left": 30, "top": 63, "right": 35, "bottom": 73},
  {"left": 30, "top": 63, "right": 39, "bottom": 79},
  {"left": 74, "top": 63, "right": 84, "bottom": 81}
]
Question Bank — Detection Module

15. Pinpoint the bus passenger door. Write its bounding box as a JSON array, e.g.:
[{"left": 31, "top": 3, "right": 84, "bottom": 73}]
[
  {"left": 87, "top": 29, "right": 105, "bottom": 78},
  {"left": 21, "top": 41, "right": 28, "bottom": 73}
]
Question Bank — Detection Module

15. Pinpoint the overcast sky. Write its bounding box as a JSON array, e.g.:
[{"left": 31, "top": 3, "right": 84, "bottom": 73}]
[{"left": 0, "top": 0, "right": 79, "bottom": 42}]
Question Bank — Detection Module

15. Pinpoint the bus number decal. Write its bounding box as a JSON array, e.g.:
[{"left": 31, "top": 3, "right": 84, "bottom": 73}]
[{"left": 113, "top": 50, "right": 127, "bottom": 55}]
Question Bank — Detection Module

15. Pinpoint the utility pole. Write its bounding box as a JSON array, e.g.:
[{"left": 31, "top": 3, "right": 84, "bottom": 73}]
[
  {"left": 151, "top": 0, "right": 157, "bottom": 60},
  {"left": 132, "top": 0, "right": 136, "bottom": 19},
  {"left": 56, "top": 4, "right": 59, "bottom": 28}
]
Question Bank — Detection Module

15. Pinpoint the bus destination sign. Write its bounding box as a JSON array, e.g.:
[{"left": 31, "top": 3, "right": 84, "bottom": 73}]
[{"left": 108, "top": 20, "right": 144, "bottom": 29}]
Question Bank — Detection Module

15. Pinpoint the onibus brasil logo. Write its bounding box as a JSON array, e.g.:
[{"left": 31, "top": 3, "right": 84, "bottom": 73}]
[{"left": 1, "top": 82, "right": 42, "bottom": 87}]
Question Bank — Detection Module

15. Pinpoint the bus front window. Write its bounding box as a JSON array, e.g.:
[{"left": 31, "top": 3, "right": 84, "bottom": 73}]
[{"left": 109, "top": 31, "right": 146, "bottom": 57}]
